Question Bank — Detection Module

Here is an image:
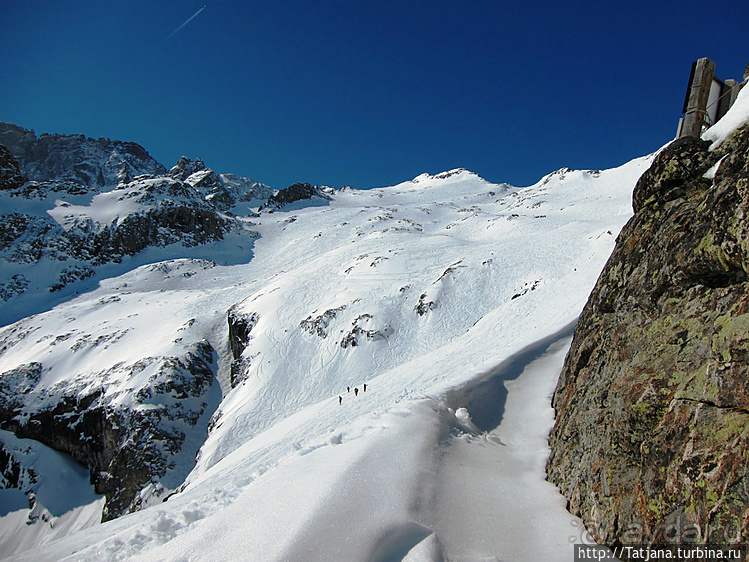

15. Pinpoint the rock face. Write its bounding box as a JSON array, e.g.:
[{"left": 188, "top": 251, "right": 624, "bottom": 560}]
[
  {"left": 0, "top": 340, "right": 220, "bottom": 521},
  {"left": 260, "top": 181, "right": 331, "bottom": 211},
  {"left": 169, "top": 156, "right": 274, "bottom": 213},
  {"left": 227, "top": 307, "right": 260, "bottom": 388},
  {"left": 547, "top": 125, "right": 749, "bottom": 549},
  {"left": 0, "top": 161, "right": 235, "bottom": 303},
  {"left": 0, "top": 124, "right": 275, "bottom": 523},
  {"left": 0, "top": 122, "right": 166, "bottom": 189},
  {"left": 0, "top": 144, "right": 27, "bottom": 191}
]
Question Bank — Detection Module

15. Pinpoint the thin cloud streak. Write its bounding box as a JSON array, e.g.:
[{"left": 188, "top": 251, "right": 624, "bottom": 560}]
[{"left": 162, "top": 5, "right": 206, "bottom": 44}]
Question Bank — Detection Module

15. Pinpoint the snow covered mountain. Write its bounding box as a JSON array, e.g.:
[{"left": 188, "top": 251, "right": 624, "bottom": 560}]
[
  {"left": 0, "top": 124, "right": 272, "bottom": 326},
  {"left": 0, "top": 126, "right": 659, "bottom": 559}
]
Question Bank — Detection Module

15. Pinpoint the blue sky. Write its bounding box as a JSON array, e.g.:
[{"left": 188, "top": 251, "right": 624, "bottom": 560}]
[{"left": 1, "top": 1, "right": 746, "bottom": 189}]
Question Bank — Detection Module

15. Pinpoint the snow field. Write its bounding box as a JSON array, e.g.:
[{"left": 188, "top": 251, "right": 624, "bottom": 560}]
[{"left": 1, "top": 162, "right": 653, "bottom": 560}]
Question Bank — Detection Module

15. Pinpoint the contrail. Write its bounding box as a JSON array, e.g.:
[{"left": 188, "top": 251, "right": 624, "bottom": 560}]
[{"left": 162, "top": 5, "right": 206, "bottom": 43}]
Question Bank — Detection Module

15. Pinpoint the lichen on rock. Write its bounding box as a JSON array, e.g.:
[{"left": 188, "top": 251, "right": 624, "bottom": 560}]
[{"left": 547, "top": 123, "right": 749, "bottom": 550}]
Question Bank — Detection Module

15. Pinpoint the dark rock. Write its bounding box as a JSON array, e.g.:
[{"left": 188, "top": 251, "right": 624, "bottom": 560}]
[
  {"left": 228, "top": 308, "right": 259, "bottom": 361},
  {"left": 0, "top": 274, "right": 29, "bottom": 301},
  {"left": 632, "top": 136, "right": 713, "bottom": 213},
  {"left": 340, "top": 314, "right": 389, "bottom": 347},
  {"left": 0, "top": 439, "right": 36, "bottom": 492},
  {"left": 261, "top": 182, "right": 330, "bottom": 211},
  {"left": 0, "top": 213, "right": 33, "bottom": 251},
  {"left": 269, "top": 182, "right": 316, "bottom": 205},
  {"left": 0, "top": 178, "right": 234, "bottom": 298},
  {"left": 0, "top": 123, "right": 165, "bottom": 190},
  {"left": 0, "top": 342, "right": 219, "bottom": 521},
  {"left": 414, "top": 294, "right": 436, "bottom": 316},
  {"left": 49, "top": 265, "right": 96, "bottom": 292},
  {"left": 547, "top": 123, "right": 749, "bottom": 550},
  {"left": 168, "top": 156, "right": 206, "bottom": 181},
  {"left": 0, "top": 125, "right": 265, "bottom": 324},
  {"left": 117, "top": 162, "right": 131, "bottom": 185},
  {"left": 227, "top": 307, "right": 259, "bottom": 388},
  {"left": 300, "top": 306, "right": 346, "bottom": 339},
  {"left": 0, "top": 144, "right": 27, "bottom": 191}
]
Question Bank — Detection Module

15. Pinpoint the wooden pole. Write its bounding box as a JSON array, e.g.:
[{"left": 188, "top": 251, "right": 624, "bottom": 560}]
[
  {"left": 717, "top": 79, "right": 740, "bottom": 121},
  {"left": 680, "top": 58, "right": 716, "bottom": 138}
]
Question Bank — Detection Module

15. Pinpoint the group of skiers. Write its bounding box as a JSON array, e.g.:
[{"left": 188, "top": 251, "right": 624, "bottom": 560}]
[{"left": 338, "top": 383, "right": 367, "bottom": 404}]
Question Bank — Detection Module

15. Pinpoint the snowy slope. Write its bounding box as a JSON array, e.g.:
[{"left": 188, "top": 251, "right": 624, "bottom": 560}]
[{"left": 0, "top": 159, "right": 652, "bottom": 560}]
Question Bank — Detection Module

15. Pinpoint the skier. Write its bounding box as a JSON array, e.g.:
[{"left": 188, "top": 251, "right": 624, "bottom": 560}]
[{"left": 354, "top": 387, "right": 359, "bottom": 396}]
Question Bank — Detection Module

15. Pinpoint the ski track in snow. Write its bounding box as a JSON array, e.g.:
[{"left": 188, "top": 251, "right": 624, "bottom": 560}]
[{"left": 0, "top": 159, "right": 663, "bottom": 561}]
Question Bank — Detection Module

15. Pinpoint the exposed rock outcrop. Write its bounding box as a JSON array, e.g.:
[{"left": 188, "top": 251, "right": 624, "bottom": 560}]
[
  {"left": 0, "top": 122, "right": 165, "bottom": 190},
  {"left": 300, "top": 306, "right": 347, "bottom": 339},
  {"left": 0, "top": 175, "right": 234, "bottom": 294},
  {"left": 0, "top": 126, "right": 268, "bottom": 322},
  {"left": 0, "top": 144, "right": 27, "bottom": 191},
  {"left": 0, "top": 125, "right": 277, "bottom": 527},
  {"left": 169, "top": 157, "right": 272, "bottom": 213},
  {"left": 0, "top": 341, "right": 220, "bottom": 521},
  {"left": 339, "top": 313, "right": 391, "bottom": 348},
  {"left": 547, "top": 124, "right": 749, "bottom": 550},
  {"left": 260, "top": 181, "right": 331, "bottom": 211},
  {"left": 227, "top": 307, "right": 260, "bottom": 388}
]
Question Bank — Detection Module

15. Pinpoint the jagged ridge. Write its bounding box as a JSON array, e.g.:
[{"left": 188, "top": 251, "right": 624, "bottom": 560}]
[{"left": 0, "top": 125, "right": 275, "bottom": 325}]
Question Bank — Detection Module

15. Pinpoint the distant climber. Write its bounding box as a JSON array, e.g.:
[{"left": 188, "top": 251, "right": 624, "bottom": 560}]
[
  {"left": 339, "top": 396, "right": 342, "bottom": 405},
  {"left": 347, "top": 386, "right": 350, "bottom": 392},
  {"left": 363, "top": 383, "right": 367, "bottom": 392},
  {"left": 354, "top": 387, "right": 359, "bottom": 396}
]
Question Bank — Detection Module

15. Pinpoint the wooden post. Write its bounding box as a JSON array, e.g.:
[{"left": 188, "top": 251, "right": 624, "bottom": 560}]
[
  {"left": 717, "top": 79, "right": 740, "bottom": 121},
  {"left": 680, "top": 58, "right": 716, "bottom": 138}
]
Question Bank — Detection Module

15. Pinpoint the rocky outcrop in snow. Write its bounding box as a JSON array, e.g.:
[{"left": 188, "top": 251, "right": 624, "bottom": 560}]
[
  {"left": 227, "top": 307, "right": 260, "bottom": 388},
  {"left": 0, "top": 164, "right": 237, "bottom": 302},
  {"left": 0, "top": 125, "right": 275, "bottom": 523},
  {"left": 547, "top": 124, "right": 749, "bottom": 549},
  {"left": 260, "top": 181, "right": 332, "bottom": 211},
  {"left": 0, "top": 338, "right": 220, "bottom": 521},
  {"left": 169, "top": 156, "right": 273, "bottom": 213},
  {"left": 0, "top": 144, "right": 27, "bottom": 192}
]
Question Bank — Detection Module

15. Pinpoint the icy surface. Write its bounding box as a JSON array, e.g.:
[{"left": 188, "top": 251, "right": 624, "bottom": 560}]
[{"left": 0, "top": 162, "right": 653, "bottom": 560}]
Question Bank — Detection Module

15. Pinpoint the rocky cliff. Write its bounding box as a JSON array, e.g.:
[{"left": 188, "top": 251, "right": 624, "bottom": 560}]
[
  {"left": 0, "top": 122, "right": 166, "bottom": 189},
  {"left": 258, "top": 181, "right": 333, "bottom": 211},
  {"left": 0, "top": 339, "right": 220, "bottom": 521},
  {"left": 0, "top": 144, "right": 27, "bottom": 192},
  {"left": 547, "top": 122, "right": 749, "bottom": 549}
]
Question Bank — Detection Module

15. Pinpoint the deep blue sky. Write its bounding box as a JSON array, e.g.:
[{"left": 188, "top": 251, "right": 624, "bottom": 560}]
[{"left": 1, "top": 1, "right": 746, "bottom": 189}]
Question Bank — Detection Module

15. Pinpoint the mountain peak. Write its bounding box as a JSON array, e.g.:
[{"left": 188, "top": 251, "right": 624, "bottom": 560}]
[
  {"left": 411, "top": 168, "right": 478, "bottom": 184},
  {"left": 168, "top": 156, "right": 207, "bottom": 181},
  {"left": 0, "top": 122, "right": 165, "bottom": 189}
]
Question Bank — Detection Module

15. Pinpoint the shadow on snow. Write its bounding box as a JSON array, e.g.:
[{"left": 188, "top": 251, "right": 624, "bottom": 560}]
[{"left": 444, "top": 320, "right": 577, "bottom": 433}]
